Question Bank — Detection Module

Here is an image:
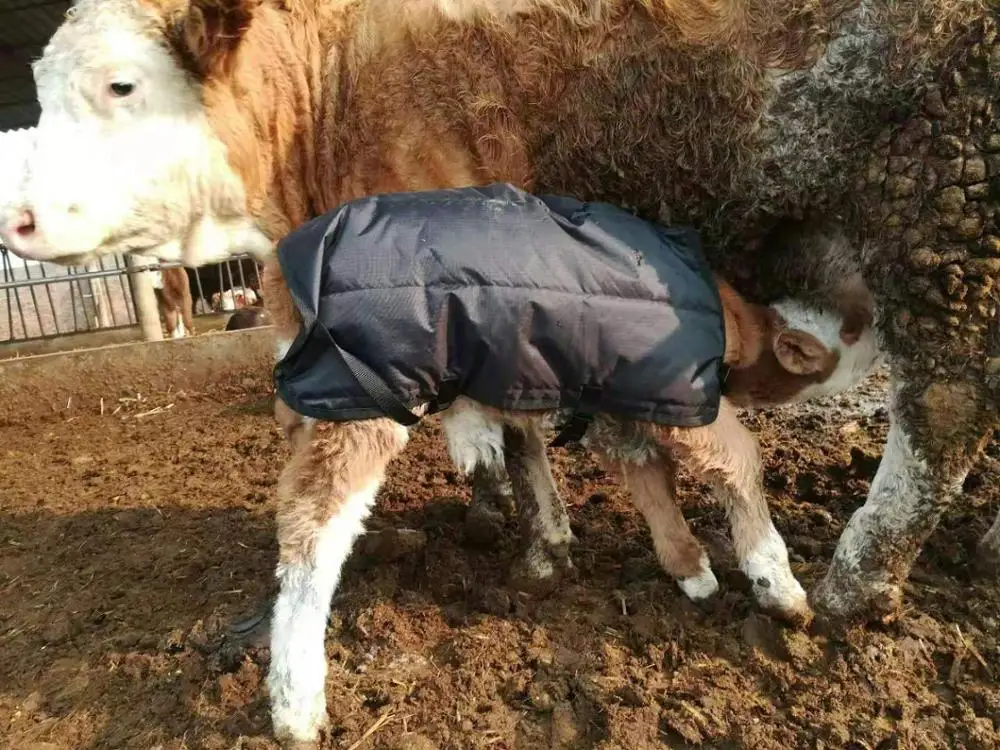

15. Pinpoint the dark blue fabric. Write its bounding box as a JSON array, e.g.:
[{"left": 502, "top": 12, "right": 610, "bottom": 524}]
[{"left": 273, "top": 182, "right": 726, "bottom": 428}]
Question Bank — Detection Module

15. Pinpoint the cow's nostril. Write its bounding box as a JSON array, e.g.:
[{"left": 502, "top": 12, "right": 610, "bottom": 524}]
[{"left": 13, "top": 208, "right": 36, "bottom": 237}]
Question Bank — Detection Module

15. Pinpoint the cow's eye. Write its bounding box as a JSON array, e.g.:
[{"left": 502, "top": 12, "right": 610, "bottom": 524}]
[{"left": 109, "top": 81, "right": 135, "bottom": 98}]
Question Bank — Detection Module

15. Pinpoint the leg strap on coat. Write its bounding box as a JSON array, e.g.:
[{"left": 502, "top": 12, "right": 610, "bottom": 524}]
[{"left": 550, "top": 385, "right": 604, "bottom": 447}]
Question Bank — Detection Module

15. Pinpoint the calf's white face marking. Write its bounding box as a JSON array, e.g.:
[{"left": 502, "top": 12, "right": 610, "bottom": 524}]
[{"left": 0, "top": 0, "right": 270, "bottom": 267}]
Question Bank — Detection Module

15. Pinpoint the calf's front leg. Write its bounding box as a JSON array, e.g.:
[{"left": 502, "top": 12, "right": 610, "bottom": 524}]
[
  {"left": 611, "top": 450, "right": 720, "bottom": 600},
  {"left": 669, "top": 400, "right": 813, "bottom": 626}
]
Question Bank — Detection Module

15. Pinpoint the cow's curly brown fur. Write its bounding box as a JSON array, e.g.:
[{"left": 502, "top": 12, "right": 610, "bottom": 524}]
[{"left": 142, "top": 1, "right": 989, "bottom": 342}]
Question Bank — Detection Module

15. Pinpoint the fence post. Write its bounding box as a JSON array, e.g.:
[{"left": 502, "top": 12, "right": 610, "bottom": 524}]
[
  {"left": 85, "top": 261, "right": 114, "bottom": 328},
  {"left": 126, "top": 254, "right": 163, "bottom": 342}
]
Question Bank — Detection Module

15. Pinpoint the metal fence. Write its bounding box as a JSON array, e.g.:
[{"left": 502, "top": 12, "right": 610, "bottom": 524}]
[{"left": 0, "top": 243, "right": 264, "bottom": 344}]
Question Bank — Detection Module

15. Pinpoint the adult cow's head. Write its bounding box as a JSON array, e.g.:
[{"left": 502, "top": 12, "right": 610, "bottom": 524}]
[{"left": 0, "top": 0, "right": 278, "bottom": 267}]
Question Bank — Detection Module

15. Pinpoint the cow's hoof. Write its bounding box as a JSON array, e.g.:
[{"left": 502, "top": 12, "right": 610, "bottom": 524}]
[
  {"left": 508, "top": 544, "right": 575, "bottom": 596},
  {"left": 229, "top": 600, "right": 273, "bottom": 648},
  {"left": 464, "top": 502, "right": 507, "bottom": 547},
  {"left": 810, "top": 573, "right": 902, "bottom": 627}
]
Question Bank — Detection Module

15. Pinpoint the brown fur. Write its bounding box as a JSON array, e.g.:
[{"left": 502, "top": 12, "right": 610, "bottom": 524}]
[
  {"left": 154, "top": 266, "right": 196, "bottom": 337},
  {"left": 615, "top": 452, "right": 706, "bottom": 580},
  {"left": 275, "top": 416, "right": 406, "bottom": 564},
  {"left": 138, "top": 0, "right": 982, "bottom": 349}
]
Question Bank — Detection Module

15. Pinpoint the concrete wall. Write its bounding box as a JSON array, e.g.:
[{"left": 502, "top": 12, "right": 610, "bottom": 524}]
[
  {"left": 0, "top": 312, "right": 235, "bottom": 359},
  {"left": 0, "top": 325, "right": 276, "bottom": 423}
]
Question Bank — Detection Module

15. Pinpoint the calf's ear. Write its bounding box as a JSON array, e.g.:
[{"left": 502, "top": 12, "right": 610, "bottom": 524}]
[
  {"left": 171, "top": 0, "right": 262, "bottom": 79},
  {"left": 773, "top": 329, "right": 830, "bottom": 376}
]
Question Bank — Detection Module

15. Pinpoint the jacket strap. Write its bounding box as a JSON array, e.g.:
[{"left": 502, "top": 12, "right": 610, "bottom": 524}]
[
  {"left": 550, "top": 385, "right": 604, "bottom": 447},
  {"left": 316, "top": 323, "right": 422, "bottom": 426}
]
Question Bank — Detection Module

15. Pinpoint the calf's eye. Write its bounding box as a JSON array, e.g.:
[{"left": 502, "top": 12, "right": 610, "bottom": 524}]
[{"left": 109, "top": 81, "right": 135, "bottom": 97}]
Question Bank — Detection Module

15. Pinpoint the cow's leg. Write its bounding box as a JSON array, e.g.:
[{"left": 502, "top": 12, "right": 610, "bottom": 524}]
[
  {"left": 611, "top": 451, "right": 719, "bottom": 600},
  {"left": 180, "top": 284, "right": 196, "bottom": 336},
  {"left": 267, "top": 410, "right": 408, "bottom": 747},
  {"left": 977, "top": 506, "right": 1000, "bottom": 571},
  {"left": 813, "top": 375, "right": 994, "bottom": 624},
  {"left": 671, "top": 399, "right": 812, "bottom": 625}
]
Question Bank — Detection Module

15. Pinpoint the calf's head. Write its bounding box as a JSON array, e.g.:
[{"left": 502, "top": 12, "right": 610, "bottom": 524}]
[
  {"left": 0, "top": 0, "right": 275, "bottom": 267},
  {"left": 722, "top": 297, "right": 882, "bottom": 409}
]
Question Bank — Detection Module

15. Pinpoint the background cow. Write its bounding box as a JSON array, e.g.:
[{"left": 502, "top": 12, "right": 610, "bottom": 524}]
[
  {"left": 151, "top": 266, "right": 195, "bottom": 339},
  {"left": 185, "top": 257, "right": 263, "bottom": 313}
]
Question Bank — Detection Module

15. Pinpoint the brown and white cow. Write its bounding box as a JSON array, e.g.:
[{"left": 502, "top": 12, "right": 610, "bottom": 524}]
[
  {"left": 0, "top": 0, "right": 994, "bottom": 744},
  {"left": 152, "top": 265, "right": 196, "bottom": 338}
]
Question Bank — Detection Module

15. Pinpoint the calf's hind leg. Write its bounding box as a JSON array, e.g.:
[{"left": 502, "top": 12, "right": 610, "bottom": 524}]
[
  {"left": 504, "top": 421, "right": 575, "bottom": 592},
  {"left": 267, "top": 415, "right": 408, "bottom": 747},
  {"left": 670, "top": 400, "right": 812, "bottom": 626}
]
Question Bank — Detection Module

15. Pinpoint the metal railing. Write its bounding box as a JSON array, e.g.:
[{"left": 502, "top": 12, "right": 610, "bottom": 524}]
[{"left": 0, "top": 243, "right": 264, "bottom": 343}]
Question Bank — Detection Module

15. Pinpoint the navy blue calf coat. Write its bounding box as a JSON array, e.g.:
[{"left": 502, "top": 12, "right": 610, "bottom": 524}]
[{"left": 273, "top": 183, "right": 726, "bottom": 443}]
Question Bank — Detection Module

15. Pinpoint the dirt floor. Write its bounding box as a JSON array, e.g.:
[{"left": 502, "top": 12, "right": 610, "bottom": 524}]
[{"left": 1, "top": 368, "right": 999, "bottom": 750}]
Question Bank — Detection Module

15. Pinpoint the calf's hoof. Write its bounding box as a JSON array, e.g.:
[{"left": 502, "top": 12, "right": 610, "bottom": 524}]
[
  {"left": 279, "top": 741, "right": 321, "bottom": 750},
  {"left": 677, "top": 564, "right": 720, "bottom": 602},
  {"left": 746, "top": 571, "right": 813, "bottom": 628},
  {"left": 271, "top": 700, "right": 329, "bottom": 750},
  {"left": 508, "top": 543, "right": 575, "bottom": 596}
]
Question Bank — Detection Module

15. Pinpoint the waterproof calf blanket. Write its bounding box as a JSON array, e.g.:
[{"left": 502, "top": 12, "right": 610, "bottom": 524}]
[{"left": 273, "top": 182, "right": 726, "bottom": 443}]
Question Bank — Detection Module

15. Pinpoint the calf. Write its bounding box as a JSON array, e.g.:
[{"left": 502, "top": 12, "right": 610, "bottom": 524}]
[
  {"left": 264, "top": 185, "right": 881, "bottom": 742},
  {"left": 269, "top": 278, "right": 874, "bottom": 743},
  {"left": 151, "top": 266, "right": 195, "bottom": 339},
  {"left": 211, "top": 285, "right": 258, "bottom": 312}
]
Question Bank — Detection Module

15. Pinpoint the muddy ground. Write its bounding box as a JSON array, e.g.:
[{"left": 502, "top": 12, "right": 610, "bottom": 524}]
[{"left": 1, "top": 367, "right": 999, "bottom": 749}]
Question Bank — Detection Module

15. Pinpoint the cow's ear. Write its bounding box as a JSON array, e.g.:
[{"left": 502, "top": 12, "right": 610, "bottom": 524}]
[{"left": 171, "top": 0, "right": 261, "bottom": 79}]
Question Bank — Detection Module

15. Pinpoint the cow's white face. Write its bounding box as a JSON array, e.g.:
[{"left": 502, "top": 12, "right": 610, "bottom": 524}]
[{"left": 0, "top": 0, "right": 271, "bottom": 267}]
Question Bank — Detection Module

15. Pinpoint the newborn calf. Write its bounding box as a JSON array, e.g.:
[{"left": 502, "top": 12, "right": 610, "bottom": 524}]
[{"left": 265, "top": 184, "right": 879, "bottom": 740}]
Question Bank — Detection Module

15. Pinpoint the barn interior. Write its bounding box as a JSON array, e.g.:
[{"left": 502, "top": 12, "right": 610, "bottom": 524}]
[{"left": 0, "top": 0, "right": 69, "bottom": 132}]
